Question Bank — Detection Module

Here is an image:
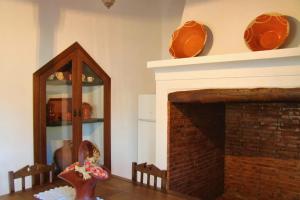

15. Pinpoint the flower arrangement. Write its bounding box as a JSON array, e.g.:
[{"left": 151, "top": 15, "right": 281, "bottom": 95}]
[
  {"left": 58, "top": 140, "right": 109, "bottom": 200},
  {"left": 61, "top": 149, "right": 108, "bottom": 180}
]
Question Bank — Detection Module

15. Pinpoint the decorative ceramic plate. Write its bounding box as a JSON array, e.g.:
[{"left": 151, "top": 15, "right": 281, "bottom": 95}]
[
  {"left": 169, "top": 20, "right": 207, "bottom": 58},
  {"left": 244, "top": 13, "right": 289, "bottom": 51}
]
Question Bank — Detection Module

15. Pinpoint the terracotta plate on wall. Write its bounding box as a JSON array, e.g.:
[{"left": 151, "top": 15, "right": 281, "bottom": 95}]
[
  {"left": 244, "top": 13, "right": 289, "bottom": 51},
  {"left": 169, "top": 20, "right": 207, "bottom": 58}
]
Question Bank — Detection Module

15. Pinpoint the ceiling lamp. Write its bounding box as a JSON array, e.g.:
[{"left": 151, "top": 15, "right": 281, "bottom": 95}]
[{"left": 102, "top": 0, "right": 115, "bottom": 8}]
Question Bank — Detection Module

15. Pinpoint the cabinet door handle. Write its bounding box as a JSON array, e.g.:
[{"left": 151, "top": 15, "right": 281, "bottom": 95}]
[
  {"left": 79, "top": 110, "right": 82, "bottom": 117},
  {"left": 73, "top": 110, "right": 77, "bottom": 117}
]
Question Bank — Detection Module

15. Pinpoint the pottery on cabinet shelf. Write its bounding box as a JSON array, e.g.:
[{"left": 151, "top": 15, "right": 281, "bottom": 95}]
[
  {"left": 47, "top": 103, "right": 56, "bottom": 122},
  {"left": 82, "top": 103, "right": 92, "bottom": 120},
  {"left": 54, "top": 140, "right": 73, "bottom": 173},
  {"left": 55, "top": 72, "right": 64, "bottom": 80},
  {"left": 62, "top": 112, "right": 72, "bottom": 121},
  {"left": 87, "top": 76, "right": 95, "bottom": 83},
  {"left": 47, "top": 98, "right": 72, "bottom": 123}
]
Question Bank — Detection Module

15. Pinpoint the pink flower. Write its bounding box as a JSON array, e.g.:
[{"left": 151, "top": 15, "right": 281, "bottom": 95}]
[
  {"left": 85, "top": 166, "right": 92, "bottom": 172},
  {"left": 62, "top": 162, "right": 80, "bottom": 173},
  {"left": 84, "top": 161, "right": 92, "bottom": 167},
  {"left": 89, "top": 166, "right": 108, "bottom": 179}
]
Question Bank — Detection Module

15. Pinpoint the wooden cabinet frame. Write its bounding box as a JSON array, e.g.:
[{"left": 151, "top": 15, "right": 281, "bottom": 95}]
[{"left": 33, "top": 42, "right": 111, "bottom": 170}]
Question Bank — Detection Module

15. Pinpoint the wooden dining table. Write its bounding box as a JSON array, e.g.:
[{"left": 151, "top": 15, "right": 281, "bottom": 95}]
[{"left": 0, "top": 176, "right": 196, "bottom": 200}]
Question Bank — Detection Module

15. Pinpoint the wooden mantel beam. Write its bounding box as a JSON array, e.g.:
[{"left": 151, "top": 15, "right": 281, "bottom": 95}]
[{"left": 168, "top": 88, "right": 300, "bottom": 103}]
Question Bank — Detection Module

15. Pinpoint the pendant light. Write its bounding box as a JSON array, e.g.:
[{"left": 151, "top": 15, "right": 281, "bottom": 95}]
[{"left": 102, "top": 0, "right": 115, "bottom": 8}]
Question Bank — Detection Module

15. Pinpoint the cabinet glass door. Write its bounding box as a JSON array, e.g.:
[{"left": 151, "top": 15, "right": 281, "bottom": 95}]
[
  {"left": 81, "top": 62, "right": 104, "bottom": 165},
  {"left": 45, "top": 61, "right": 73, "bottom": 173}
]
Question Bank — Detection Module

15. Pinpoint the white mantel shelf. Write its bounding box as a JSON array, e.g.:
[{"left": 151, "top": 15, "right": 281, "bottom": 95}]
[{"left": 147, "top": 47, "right": 300, "bottom": 69}]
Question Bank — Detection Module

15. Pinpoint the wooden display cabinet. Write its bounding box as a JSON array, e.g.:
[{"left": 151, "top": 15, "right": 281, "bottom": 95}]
[{"left": 33, "top": 42, "right": 111, "bottom": 172}]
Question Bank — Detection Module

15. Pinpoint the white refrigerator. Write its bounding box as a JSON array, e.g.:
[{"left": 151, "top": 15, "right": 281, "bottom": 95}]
[{"left": 138, "top": 94, "right": 156, "bottom": 164}]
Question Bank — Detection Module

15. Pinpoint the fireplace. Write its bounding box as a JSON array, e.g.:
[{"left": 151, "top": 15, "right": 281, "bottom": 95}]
[
  {"left": 147, "top": 48, "right": 300, "bottom": 199},
  {"left": 168, "top": 88, "right": 300, "bottom": 200}
]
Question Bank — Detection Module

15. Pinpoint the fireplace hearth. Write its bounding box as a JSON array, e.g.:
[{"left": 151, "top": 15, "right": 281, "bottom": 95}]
[{"left": 168, "top": 88, "right": 300, "bottom": 200}]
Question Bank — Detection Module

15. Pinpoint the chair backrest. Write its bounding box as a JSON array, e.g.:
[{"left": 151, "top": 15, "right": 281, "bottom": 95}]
[
  {"left": 132, "top": 162, "right": 167, "bottom": 192},
  {"left": 8, "top": 163, "right": 55, "bottom": 193}
]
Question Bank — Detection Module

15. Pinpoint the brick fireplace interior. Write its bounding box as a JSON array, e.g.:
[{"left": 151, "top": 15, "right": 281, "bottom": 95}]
[{"left": 168, "top": 88, "right": 300, "bottom": 200}]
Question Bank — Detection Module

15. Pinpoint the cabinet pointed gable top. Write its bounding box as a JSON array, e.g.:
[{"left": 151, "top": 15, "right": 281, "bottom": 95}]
[{"left": 34, "top": 42, "right": 110, "bottom": 81}]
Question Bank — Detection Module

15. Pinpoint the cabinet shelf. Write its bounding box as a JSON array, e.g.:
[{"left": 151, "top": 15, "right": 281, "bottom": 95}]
[
  {"left": 47, "top": 118, "right": 104, "bottom": 127},
  {"left": 46, "top": 80, "right": 103, "bottom": 86}
]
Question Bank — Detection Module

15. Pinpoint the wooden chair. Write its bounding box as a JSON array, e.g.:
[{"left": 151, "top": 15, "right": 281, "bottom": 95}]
[
  {"left": 8, "top": 163, "right": 55, "bottom": 193},
  {"left": 132, "top": 162, "right": 167, "bottom": 192}
]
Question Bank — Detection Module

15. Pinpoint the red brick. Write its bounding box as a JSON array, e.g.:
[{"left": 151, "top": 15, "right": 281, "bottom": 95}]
[{"left": 168, "top": 102, "right": 300, "bottom": 200}]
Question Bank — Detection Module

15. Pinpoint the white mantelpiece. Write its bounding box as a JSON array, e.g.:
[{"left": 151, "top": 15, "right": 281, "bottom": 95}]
[{"left": 147, "top": 47, "right": 300, "bottom": 169}]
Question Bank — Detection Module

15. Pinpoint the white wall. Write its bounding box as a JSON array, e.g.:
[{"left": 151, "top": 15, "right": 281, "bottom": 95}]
[
  {"left": 182, "top": 0, "right": 300, "bottom": 55},
  {"left": 0, "top": 0, "right": 162, "bottom": 195},
  {"left": 160, "top": 0, "right": 186, "bottom": 59}
]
